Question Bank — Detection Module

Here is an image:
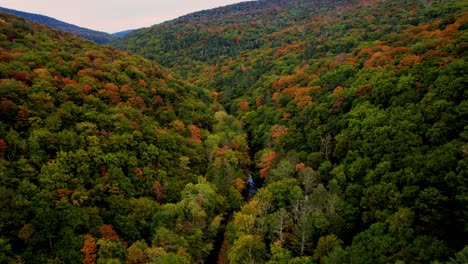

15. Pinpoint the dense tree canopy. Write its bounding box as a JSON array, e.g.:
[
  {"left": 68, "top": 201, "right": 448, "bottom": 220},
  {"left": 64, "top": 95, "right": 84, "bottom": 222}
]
[
  {"left": 0, "top": 0, "right": 467, "bottom": 262},
  {"left": 0, "top": 12, "right": 215, "bottom": 263}
]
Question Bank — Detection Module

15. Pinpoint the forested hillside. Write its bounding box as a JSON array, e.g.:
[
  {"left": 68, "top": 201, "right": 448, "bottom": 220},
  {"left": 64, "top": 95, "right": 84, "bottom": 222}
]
[
  {"left": 0, "top": 12, "right": 221, "bottom": 263},
  {"left": 114, "top": 0, "right": 468, "bottom": 263},
  {"left": 0, "top": 0, "right": 467, "bottom": 263},
  {"left": 0, "top": 7, "right": 117, "bottom": 44}
]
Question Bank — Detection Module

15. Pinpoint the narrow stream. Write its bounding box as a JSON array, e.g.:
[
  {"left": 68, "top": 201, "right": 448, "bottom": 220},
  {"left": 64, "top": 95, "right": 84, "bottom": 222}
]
[
  {"left": 245, "top": 174, "right": 256, "bottom": 199},
  {"left": 206, "top": 174, "right": 258, "bottom": 263}
]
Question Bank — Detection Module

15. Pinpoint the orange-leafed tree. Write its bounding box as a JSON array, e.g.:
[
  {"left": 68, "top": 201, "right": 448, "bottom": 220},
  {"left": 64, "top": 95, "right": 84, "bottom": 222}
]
[
  {"left": 100, "top": 224, "right": 120, "bottom": 242},
  {"left": 238, "top": 100, "right": 249, "bottom": 111},
  {"left": 188, "top": 124, "right": 202, "bottom": 144},
  {"left": 295, "top": 163, "right": 306, "bottom": 172},
  {"left": 258, "top": 150, "right": 277, "bottom": 178},
  {"left": 170, "top": 120, "right": 185, "bottom": 132},
  {"left": 399, "top": 54, "right": 421, "bottom": 67},
  {"left": 271, "top": 125, "right": 289, "bottom": 143},
  {"left": 120, "top": 84, "right": 136, "bottom": 100},
  {"left": 296, "top": 95, "right": 312, "bottom": 110},
  {"left": 137, "top": 79, "right": 147, "bottom": 88},
  {"left": 134, "top": 167, "right": 143, "bottom": 177},
  {"left": 235, "top": 177, "right": 246, "bottom": 193},
  {"left": 81, "top": 234, "right": 97, "bottom": 264},
  {"left": 100, "top": 224, "right": 127, "bottom": 247},
  {"left": 102, "top": 83, "right": 121, "bottom": 104},
  {"left": 127, "top": 97, "right": 146, "bottom": 109}
]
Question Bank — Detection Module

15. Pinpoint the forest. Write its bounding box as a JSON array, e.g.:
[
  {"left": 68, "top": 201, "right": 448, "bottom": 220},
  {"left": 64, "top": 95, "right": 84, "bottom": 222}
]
[{"left": 0, "top": 0, "right": 467, "bottom": 263}]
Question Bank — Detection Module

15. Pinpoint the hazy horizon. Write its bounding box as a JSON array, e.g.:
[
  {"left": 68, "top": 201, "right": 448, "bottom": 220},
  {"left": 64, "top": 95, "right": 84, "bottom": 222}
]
[{"left": 0, "top": 0, "right": 254, "bottom": 33}]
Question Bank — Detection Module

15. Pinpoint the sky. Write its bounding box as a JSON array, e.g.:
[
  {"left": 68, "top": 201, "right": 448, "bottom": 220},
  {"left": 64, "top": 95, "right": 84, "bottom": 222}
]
[{"left": 0, "top": 0, "right": 252, "bottom": 33}]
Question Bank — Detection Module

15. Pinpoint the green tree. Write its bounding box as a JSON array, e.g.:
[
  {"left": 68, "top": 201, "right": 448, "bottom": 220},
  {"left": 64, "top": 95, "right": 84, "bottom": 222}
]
[
  {"left": 126, "top": 240, "right": 149, "bottom": 264},
  {"left": 268, "top": 242, "right": 292, "bottom": 264},
  {"left": 96, "top": 239, "right": 127, "bottom": 264},
  {"left": 228, "top": 234, "right": 267, "bottom": 264},
  {"left": 448, "top": 246, "right": 468, "bottom": 264},
  {"left": 313, "top": 234, "right": 343, "bottom": 263}
]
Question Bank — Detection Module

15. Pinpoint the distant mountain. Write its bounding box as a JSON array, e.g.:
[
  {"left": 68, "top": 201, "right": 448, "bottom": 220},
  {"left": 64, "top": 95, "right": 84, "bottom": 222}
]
[
  {"left": 113, "top": 29, "right": 136, "bottom": 37},
  {"left": 0, "top": 6, "right": 118, "bottom": 43}
]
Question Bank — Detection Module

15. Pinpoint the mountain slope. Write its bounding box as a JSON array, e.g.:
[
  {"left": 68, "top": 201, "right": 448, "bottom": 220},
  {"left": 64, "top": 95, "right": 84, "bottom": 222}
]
[
  {"left": 0, "top": 6, "right": 117, "bottom": 43},
  {"left": 110, "top": 0, "right": 342, "bottom": 69},
  {"left": 113, "top": 29, "right": 136, "bottom": 37},
  {"left": 0, "top": 12, "right": 220, "bottom": 263},
  {"left": 111, "top": 0, "right": 468, "bottom": 263}
]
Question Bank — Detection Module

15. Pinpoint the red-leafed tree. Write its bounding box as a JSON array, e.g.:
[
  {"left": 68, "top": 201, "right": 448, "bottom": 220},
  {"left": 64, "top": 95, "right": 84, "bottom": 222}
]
[
  {"left": 0, "top": 139, "right": 7, "bottom": 157},
  {"left": 8, "top": 70, "right": 29, "bottom": 83},
  {"left": 82, "top": 84, "right": 92, "bottom": 95},
  {"left": 153, "top": 181, "right": 166, "bottom": 202},
  {"left": 218, "top": 236, "right": 229, "bottom": 264},
  {"left": 399, "top": 54, "right": 421, "bottom": 67}
]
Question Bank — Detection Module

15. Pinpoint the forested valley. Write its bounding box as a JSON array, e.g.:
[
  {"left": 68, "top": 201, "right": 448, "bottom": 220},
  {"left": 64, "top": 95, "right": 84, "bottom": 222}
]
[{"left": 0, "top": 0, "right": 467, "bottom": 263}]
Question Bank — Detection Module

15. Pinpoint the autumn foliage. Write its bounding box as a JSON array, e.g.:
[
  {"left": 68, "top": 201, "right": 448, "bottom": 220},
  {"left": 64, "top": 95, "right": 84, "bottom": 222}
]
[
  {"left": 270, "top": 125, "right": 289, "bottom": 143},
  {"left": 258, "top": 150, "right": 277, "bottom": 178},
  {"left": 0, "top": 1, "right": 466, "bottom": 263},
  {"left": 188, "top": 124, "right": 202, "bottom": 144},
  {"left": 234, "top": 177, "right": 246, "bottom": 192},
  {"left": 0, "top": 139, "right": 7, "bottom": 157},
  {"left": 100, "top": 224, "right": 120, "bottom": 241},
  {"left": 99, "top": 224, "right": 127, "bottom": 246},
  {"left": 80, "top": 235, "right": 97, "bottom": 264},
  {"left": 153, "top": 181, "right": 166, "bottom": 202}
]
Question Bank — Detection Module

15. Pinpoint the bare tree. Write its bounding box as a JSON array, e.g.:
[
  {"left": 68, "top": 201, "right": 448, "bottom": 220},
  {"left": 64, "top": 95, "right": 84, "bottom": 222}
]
[{"left": 320, "top": 133, "right": 332, "bottom": 160}]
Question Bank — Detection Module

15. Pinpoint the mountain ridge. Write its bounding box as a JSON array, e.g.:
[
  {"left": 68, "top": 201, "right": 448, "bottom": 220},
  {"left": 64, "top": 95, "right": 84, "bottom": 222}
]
[
  {"left": 0, "top": 6, "right": 118, "bottom": 43},
  {"left": 113, "top": 29, "right": 136, "bottom": 37}
]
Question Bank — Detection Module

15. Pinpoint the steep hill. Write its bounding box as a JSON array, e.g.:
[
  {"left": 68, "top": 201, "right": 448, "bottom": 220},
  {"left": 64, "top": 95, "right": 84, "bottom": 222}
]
[
  {"left": 112, "top": 0, "right": 468, "bottom": 263},
  {"left": 0, "top": 12, "right": 221, "bottom": 263},
  {"left": 0, "top": 6, "right": 117, "bottom": 43}
]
